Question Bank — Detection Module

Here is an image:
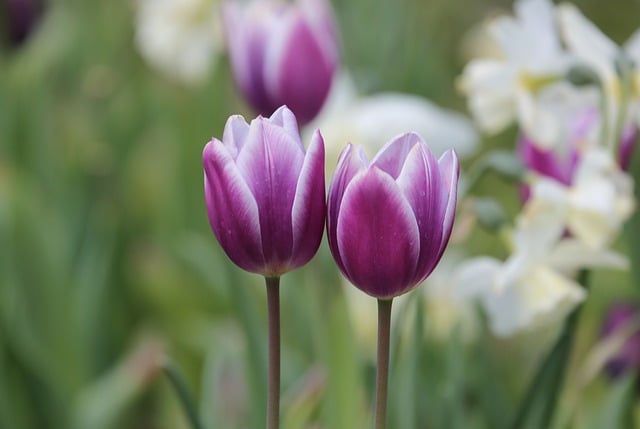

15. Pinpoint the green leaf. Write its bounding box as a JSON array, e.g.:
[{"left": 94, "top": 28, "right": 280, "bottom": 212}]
[
  {"left": 465, "top": 150, "right": 526, "bottom": 194},
  {"left": 471, "top": 197, "right": 508, "bottom": 231},
  {"left": 162, "top": 360, "right": 205, "bottom": 429},
  {"left": 588, "top": 375, "right": 637, "bottom": 429},
  {"left": 625, "top": 137, "right": 640, "bottom": 293},
  {"left": 509, "top": 271, "right": 590, "bottom": 429}
]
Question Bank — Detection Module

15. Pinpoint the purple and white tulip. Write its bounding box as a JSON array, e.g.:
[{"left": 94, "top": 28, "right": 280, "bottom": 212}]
[
  {"left": 203, "top": 106, "right": 326, "bottom": 277},
  {"left": 223, "top": 0, "right": 338, "bottom": 126},
  {"left": 5, "top": 0, "right": 42, "bottom": 46},
  {"left": 327, "top": 133, "right": 460, "bottom": 299}
]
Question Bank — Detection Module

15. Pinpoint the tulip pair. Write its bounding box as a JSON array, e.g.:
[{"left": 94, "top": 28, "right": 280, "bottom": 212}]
[
  {"left": 203, "top": 106, "right": 459, "bottom": 297},
  {"left": 203, "top": 106, "right": 459, "bottom": 429}
]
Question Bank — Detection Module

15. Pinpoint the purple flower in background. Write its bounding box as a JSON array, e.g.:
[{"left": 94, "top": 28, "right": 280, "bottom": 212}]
[
  {"left": 602, "top": 303, "right": 640, "bottom": 378},
  {"left": 327, "top": 133, "right": 459, "bottom": 299},
  {"left": 4, "top": 0, "right": 42, "bottom": 46},
  {"left": 518, "top": 108, "right": 638, "bottom": 201},
  {"left": 203, "top": 106, "right": 326, "bottom": 277},
  {"left": 223, "top": 0, "right": 338, "bottom": 126}
]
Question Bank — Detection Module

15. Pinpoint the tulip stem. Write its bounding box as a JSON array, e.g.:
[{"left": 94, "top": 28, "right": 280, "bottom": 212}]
[
  {"left": 265, "top": 277, "right": 281, "bottom": 429},
  {"left": 375, "top": 298, "right": 393, "bottom": 429}
]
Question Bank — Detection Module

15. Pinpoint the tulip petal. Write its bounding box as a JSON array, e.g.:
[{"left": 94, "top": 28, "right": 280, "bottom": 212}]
[
  {"left": 269, "top": 106, "right": 304, "bottom": 151},
  {"left": 221, "top": 115, "right": 250, "bottom": 158},
  {"left": 290, "top": 130, "right": 326, "bottom": 269},
  {"left": 371, "top": 132, "right": 421, "bottom": 179},
  {"left": 437, "top": 150, "right": 460, "bottom": 255},
  {"left": 327, "top": 144, "right": 368, "bottom": 272},
  {"left": 236, "top": 118, "right": 305, "bottom": 273},
  {"left": 395, "top": 142, "right": 445, "bottom": 283},
  {"left": 223, "top": 2, "right": 276, "bottom": 116},
  {"left": 203, "top": 140, "right": 265, "bottom": 273},
  {"left": 265, "top": 9, "right": 335, "bottom": 125},
  {"left": 337, "top": 167, "right": 420, "bottom": 298}
]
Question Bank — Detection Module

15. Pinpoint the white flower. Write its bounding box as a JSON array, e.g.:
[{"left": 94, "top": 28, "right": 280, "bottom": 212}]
[
  {"left": 135, "top": 0, "right": 222, "bottom": 84},
  {"left": 522, "top": 81, "right": 602, "bottom": 150},
  {"left": 457, "top": 195, "right": 628, "bottom": 337},
  {"left": 558, "top": 3, "right": 640, "bottom": 146},
  {"left": 529, "top": 147, "right": 635, "bottom": 249},
  {"left": 308, "top": 72, "right": 479, "bottom": 169},
  {"left": 459, "top": 0, "right": 568, "bottom": 141}
]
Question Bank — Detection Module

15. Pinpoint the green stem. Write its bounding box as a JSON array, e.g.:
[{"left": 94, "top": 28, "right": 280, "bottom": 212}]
[
  {"left": 375, "top": 298, "right": 393, "bottom": 429},
  {"left": 509, "top": 270, "right": 590, "bottom": 429},
  {"left": 265, "top": 277, "right": 281, "bottom": 429},
  {"left": 162, "top": 360, "right": 204, "bottom": 429}
]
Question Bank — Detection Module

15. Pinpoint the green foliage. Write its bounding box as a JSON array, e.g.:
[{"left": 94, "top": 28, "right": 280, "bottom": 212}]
[{"left": 1, "top": 0, "right": 639, "bottom": 428}]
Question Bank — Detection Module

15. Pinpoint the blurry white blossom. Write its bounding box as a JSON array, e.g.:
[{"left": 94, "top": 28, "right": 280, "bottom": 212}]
[
  {"left": 457, "top": 194, "right": 628, "bottom": 337},
  {"left": 557, "top": 3, "right": 640, "bottom": 147},
  {"left": 459, "top": 0, "right": 568, "bottom": 143},
  {"left": 308, "top": 73, "right": 479, "bottom": 169},
  {"left": 528, "top": 148, "right": 635, "bottom": 250},
  {"left": 135, "top": 0, "right": 222, "bottom": 84}
]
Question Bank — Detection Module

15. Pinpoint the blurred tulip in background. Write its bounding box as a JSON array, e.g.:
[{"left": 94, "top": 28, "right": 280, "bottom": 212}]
[{"left": 223, "top": 0, "right": 339, "bottom": 125}]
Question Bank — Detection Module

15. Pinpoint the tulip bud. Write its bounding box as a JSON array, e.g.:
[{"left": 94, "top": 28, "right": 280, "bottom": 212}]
[
  {"left": 4, "top": 0, "right": 42, "bottom": 46},
  {"left": 327, "top": 133, "right": 460, "bottom": 299},
  {"left": 601, "top": 303, "right": 640, "bottom": 378},
  {"left": 223, "top": 0, "right": 338, "bottom": 126},
  {"left": 203, "top": 106, "right": 326, "bottom": 277}
]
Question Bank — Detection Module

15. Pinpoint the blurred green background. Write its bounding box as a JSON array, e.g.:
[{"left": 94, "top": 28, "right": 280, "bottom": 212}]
[{"left": 1, "top": 0, "right": 639, "bottom": 428}]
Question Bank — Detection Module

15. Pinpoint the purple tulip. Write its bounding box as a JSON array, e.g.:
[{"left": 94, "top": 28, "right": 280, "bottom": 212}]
[
  {"left": 602, "top": 303, "right": 640, "bottom": 378},
  {"left": 327, "top": 133, "right": 460, "bottom": 299},
  {"left": 203, "top": 106, "right": 326, "bottom": 277},
  {"left": 223, "top": 0, "right": 338, "bottom": 126},
  {"left": 5, "top": 0, "right": 42, "bottom": 46}
]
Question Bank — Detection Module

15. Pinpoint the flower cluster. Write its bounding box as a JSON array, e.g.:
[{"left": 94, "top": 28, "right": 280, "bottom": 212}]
[{"left": 458, "top": 0, "right": 637, "bottom": 337}]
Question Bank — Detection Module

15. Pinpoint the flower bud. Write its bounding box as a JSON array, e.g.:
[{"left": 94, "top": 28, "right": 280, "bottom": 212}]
[
  {"left": 327, "top": 133, "right": 459, "bottom": 299},
  {"left": 203, "top": 106, "right": 326, "bottom": 277},
  {"left": 223, "top": 0, "right": 338, "bottom": 125},
  {"left": 4, "top": 0, "right": 42, "bottom": 46}
]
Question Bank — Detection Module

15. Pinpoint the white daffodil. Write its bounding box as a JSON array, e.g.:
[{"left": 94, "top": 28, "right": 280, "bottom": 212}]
[
  {"left": 558, "top": 3, "right": 640, "bottom": 147},
  {"left": 459, "top": 0, "right": 568, "bottom": 141},
  {"left": 529, "top": 147, "right": 635, "bottom": 249},
  {"left": 135, "top": 0, "right": 222, "bottom": 84},
  {"left": 307, "top": 72, "right": 479, "bottom": 169},
  {"left": 457, "top": 197, "right": 628, "bottom": 337},
  {"left": 521, "top": 81, "right": 602, "bottom": 151}
]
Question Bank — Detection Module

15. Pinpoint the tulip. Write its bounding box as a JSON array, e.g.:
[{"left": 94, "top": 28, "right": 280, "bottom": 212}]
[
  {"left": 327, "top": 133, "right": 460, "bottom": 299},
  {"left": 602, "top": 303, "right": 640, "bottom": 378},
  {"left": 223, "top": 0, "right": 338, "bottom": 125},
  {"left": 327, "top": 133, "right": 458, "bottom": 429},
  {"left": 203, "top": 105, "right": 325, "bottom": 429},
  {"left": 5, "top": 0, "right": 42, "bottom": 46},
  {"left": 203, "top": 105, "right": 326, "bottom": 277}
]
